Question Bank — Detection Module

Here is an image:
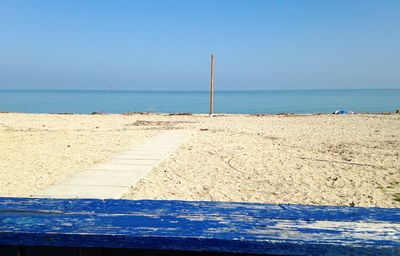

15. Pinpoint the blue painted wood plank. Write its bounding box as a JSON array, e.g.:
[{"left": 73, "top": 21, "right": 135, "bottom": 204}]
[{"left": 0, "top": 197, "right": 399, "bottom": 255}]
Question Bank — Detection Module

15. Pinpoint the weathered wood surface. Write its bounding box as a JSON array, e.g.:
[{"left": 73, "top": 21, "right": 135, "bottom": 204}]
[{"left": 0, "top": 197, "right": 399, "bottom": 255}]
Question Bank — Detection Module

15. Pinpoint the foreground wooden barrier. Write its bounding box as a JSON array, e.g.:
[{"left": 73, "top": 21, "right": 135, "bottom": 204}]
[{"left": 0, "top": 197, "right": 399, "bottom": 255}]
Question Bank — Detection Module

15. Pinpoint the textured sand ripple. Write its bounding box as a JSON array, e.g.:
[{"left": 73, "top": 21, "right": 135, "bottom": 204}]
[{"left": 1, "top": 113, "right": 399, "bottom": 207}]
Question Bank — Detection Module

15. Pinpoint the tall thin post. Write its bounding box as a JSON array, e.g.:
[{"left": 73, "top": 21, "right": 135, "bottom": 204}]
[{"left": 209, "top": 54, "right": 214, "bottom": 116}]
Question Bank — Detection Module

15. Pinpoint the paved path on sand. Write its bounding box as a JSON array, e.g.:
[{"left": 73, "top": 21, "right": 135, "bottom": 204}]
[{"left": 33, "top": 130, "right": 192, "bottom": 199}]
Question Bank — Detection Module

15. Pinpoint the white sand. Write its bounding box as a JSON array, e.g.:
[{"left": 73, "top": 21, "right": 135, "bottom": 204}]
[
  {"left": 1, "top": 113, "right": 399, "bottom": 207},
  {"left": 124, "top": 114, "right": 400, "bottom": 208},
  {"left": 0, "top": 113, "right": 159, "bottom": 196}
]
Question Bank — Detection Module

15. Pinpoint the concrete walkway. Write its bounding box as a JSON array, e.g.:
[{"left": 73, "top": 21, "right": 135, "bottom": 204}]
[{"left": 33, "top": 130, "right": 192, "bottom": 199}]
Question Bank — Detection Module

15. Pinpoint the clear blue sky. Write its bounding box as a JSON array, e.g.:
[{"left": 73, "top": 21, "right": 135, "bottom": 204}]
[{"left": 1, "top": 0, "right": 399, "bottom": 90}]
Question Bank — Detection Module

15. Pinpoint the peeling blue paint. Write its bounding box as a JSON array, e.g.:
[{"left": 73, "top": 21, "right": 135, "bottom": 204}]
[{"left": 0, "top": 198, "right": 399, "bottom": 255}]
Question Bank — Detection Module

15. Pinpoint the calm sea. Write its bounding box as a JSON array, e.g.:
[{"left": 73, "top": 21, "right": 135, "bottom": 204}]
[{"left": 0, "top": 89, "right": 399, "bottom": 114}]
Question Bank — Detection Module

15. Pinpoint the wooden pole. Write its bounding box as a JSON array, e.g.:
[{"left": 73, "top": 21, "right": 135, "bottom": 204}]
[{"left": 209, "top": 54, "right": 214, "bottom": 116}]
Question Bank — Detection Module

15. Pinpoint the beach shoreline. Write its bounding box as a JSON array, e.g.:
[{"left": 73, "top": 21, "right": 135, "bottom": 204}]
[
  {"left": 0, "top": 112, "right": 399, "bottom": 208},
  {"left": 1, "top": 110, "right": 399, "bottom": 116}
]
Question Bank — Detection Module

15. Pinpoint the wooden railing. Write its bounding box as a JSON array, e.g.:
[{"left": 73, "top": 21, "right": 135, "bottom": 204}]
[{"left": 0, "top": 197, "right": 399, "bottom": 255}]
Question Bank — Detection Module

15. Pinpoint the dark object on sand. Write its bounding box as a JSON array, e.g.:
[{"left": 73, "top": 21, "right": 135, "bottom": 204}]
[
  {"left": 91, "top": 112, "right": 104, "bottom": 115},
  {"left": 277, "top": 113, "right": 296, "bottom": 116},
  {"left": 396, "top": 109, "right": 400, "bottom": 114},
  {"left": 168, "top": 113, "right": 193, "bottom": 116},
  {"left": 123, "top": 112, "right": 149, "bottom": 115}
]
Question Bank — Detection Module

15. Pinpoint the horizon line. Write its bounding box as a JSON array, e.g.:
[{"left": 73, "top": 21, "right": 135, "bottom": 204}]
[{"left": 0, "top": 88, "right": 399, "bottom": 92}]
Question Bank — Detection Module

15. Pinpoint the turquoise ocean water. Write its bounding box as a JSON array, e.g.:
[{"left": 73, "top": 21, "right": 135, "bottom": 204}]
[{"left": 0, "top": 89, "right": 399, "bottom": 114}]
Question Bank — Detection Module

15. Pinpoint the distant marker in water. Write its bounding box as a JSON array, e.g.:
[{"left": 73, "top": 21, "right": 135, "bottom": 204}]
[{"left": 209, "top": 54, "right": 214, "bottom": 116}]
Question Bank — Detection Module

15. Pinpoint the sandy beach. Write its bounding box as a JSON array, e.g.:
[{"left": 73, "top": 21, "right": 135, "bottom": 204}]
[
  {"left": 0, "top": 113, "right": 399, "bottom": 208},
  {"left": 0, "top": 113, "right": 159, "bottom": 196}
]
